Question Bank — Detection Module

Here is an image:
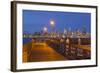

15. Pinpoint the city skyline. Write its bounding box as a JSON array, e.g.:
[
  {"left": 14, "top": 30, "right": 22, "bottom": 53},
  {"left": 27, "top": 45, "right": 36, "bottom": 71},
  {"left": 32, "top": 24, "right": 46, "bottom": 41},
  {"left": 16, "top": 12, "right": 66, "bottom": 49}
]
[{"left": 23, "top": 10, "right": 91, "bottom": 34}]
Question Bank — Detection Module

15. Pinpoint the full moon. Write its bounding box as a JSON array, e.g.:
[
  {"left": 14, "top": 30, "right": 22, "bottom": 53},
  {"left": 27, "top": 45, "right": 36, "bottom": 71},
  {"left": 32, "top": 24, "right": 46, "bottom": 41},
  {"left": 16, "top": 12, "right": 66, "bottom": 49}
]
[{"left": 50, "top": 20, "right": 55, "bottom": 26}]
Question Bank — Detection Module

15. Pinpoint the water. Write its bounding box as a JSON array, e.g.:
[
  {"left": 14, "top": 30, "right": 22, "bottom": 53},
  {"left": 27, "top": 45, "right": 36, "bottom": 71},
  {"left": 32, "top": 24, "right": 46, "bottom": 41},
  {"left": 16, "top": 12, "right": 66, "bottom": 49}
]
[{"left": 23, "top": 38, "right": 32, "bottom": 44}]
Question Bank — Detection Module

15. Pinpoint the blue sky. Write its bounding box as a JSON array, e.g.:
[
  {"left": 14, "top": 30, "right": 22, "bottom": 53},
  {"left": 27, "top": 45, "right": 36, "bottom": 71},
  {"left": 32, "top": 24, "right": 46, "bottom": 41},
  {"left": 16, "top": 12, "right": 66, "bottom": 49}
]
[{"left": 23, "top": 10, "right": 91, "bottom": 34}]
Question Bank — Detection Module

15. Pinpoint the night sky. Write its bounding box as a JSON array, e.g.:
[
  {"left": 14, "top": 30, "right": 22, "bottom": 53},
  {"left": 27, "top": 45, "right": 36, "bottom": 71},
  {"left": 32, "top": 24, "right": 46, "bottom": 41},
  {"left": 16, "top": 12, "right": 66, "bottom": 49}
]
[{"left": 23, "top": 10, "right": 91, "bottom": 34}]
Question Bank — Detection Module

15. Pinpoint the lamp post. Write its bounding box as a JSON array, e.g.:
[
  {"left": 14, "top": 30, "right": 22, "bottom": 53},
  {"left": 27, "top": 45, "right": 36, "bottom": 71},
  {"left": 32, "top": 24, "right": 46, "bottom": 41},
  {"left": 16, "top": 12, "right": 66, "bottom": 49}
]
[{"left": 43, "top": 27, "right": 48, "bottom": 33}]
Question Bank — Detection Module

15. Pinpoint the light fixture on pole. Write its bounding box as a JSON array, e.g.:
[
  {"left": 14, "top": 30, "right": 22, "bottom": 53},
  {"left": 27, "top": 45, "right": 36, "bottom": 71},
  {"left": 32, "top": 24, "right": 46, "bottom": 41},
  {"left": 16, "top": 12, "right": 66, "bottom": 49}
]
[{"left": 43, "top": 27, "right": 48, "bottom": 33}]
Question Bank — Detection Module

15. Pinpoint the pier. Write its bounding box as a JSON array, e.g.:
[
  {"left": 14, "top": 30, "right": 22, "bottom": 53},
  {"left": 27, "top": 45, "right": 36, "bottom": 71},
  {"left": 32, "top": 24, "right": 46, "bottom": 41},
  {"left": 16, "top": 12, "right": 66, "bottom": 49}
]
[{"left": 23, "top": 35, "right": 91, "bottom": 62}]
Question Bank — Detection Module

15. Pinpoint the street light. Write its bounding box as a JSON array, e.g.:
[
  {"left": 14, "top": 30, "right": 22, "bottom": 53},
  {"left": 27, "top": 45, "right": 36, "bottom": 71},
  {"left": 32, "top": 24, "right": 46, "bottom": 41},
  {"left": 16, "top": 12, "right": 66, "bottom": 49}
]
[{"left": 43, "top": 27, "right": 48, "bottom": 33}]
